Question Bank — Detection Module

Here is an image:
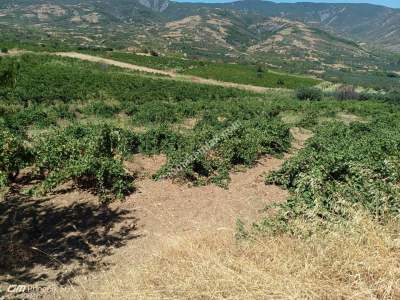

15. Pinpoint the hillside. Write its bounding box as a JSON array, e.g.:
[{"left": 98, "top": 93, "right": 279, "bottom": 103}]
[
  {"left": 212, "top": 0, "right": 400, "bottom": 52},
  {"left": 3, "top": 0, "right": 399, "bottom": 52},
  {"left": 1, "top": 0, "right": 399, "bottom": 79},
  {"left": 1, "top": 50, "right": 400, "bottom": 299},
  {"left": 2, "top": 1, "right": 400, "bottom": 299},
  {"left": 1, "top": 1, "right": 398, "bottom": 51}
]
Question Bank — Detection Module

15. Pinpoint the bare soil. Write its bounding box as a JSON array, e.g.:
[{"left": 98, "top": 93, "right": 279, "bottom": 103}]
[
  {"left": 1, "top": 100, "right": 312, "bottom": 300},
  {"left": 119, "top": 155, "right": 287, "bottom": 245},
  {"left": 0, "top": 154, "right": 288, "bottom": 295}
]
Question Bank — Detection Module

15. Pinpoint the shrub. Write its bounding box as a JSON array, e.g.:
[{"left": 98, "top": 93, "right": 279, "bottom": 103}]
[
  {"left": 4, "top": 54, "right": 245, "bottom": 104},
  {"left": 0, "top": 125, "right": 31, "bottom": 188},
  {"left": 139, "top": 125, "right": 185, "bottom": 155},
  {"left": 383, "top": 90, "right": 400, "bottom": 103},
  {"left": 157, "top": 117, "right": 291, "bottom": 187},
  {"left": 386, "top": 72, "right": 399, "bottom": 78},
  {"left": 296, "top": 87, "right": 322, "bottom": 101},
  {"left": 150, "top": 50, "right": 159, "bottom": 57},
  {"left": 265, "top": 119, "right": 400, "bottom": 229},
  {"left": 335, "top": 85, "right": 359, "bottom": 100},
  {"left": 0, "top": 48, "right": 8, "bottom": 54},
  {"left": 276, "top": 79, "right": 285, "bottom": 86},
  {"left": 358, "top": 91, "right": 373, "bottom": 101},
  {"left": 82, "top": 100, "right": 121, "bottom": 118},
  {"left": 0, "top": 59, "right": 19, "bottom": 89},
  {"left": 4, "top": 106, "right": 57, "bottom": 131},
  {"left": 256, "top": 65, "right": 264, "bottom": 78},
  {"left": 32, "top": 124, "right": 136, "bottom": 202},
  {"left": 132, "top": 102, "right": 182, "bottom": 125}
]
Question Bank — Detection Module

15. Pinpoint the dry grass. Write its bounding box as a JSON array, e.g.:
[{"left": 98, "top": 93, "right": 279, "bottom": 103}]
[
  {"left": 47, "top": 214, "right": 400, "bottom": 300},
  {"left": 336, "top": 112, "right": 366, "bottom": 124}
]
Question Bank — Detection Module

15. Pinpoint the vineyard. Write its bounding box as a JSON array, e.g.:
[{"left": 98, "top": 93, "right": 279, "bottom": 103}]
[
  {"left": 1, "top": 51, "right": 400, "bottom": 298},
  {"left": 84, "top": 50, "right": 400, "bottom": 91},
  {"left": 263, "top": 116, "right": 400, "bottom": 232},
  {"left": 1, "top": 53, "right": 399, "bottom": 202},
  {"left": 86, "top": 51, "right": 320, "bottom": 89}
]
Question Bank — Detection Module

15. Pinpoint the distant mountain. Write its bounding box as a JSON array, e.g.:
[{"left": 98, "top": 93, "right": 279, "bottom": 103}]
[
  {"left": 0, "top": 0, "right": 398, "bottom": 75},
  {"left": 139, "top": 0, "right": 169, "bottom": 12},
  {"left": 210, "top": 0, "right": 400, "bottom": 52}
]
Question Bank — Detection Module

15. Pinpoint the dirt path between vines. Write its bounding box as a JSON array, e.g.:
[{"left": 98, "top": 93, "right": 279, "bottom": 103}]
[
  {"left": 107, "top": 155, "right": 287, "bottom": 263},
  {"left": 1, "top": 127, "right": 312, "bottom": 298},
  {"left": 87, "top": 128, "right": 312, "bottom": 269},
  {"left": 0, "top": 49, "right": 25, "bottom": 57},
  {"left": 55, "top": 52, "right": 273, "bottom": 93}
]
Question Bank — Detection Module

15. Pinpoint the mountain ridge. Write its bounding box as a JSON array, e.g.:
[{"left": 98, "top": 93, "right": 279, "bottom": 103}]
[
  {"left": 0, "top": 0, "right": 399, "bottom": 78},
  {"left": 1, "top": 0, "right": 399, "bottom": 53},
  {"left": 166, "top": 0, "right": 400, "bottom": 52}
]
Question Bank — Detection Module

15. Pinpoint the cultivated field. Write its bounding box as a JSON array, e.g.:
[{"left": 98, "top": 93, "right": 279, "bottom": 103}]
[{"left": 1, "top": 51, "right": 400, "bottom": 299}]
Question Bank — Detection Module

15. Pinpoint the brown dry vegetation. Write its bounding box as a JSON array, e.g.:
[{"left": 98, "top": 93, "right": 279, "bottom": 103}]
[{"left": 46, "top": 213, "right": 400, "bottom": 300}]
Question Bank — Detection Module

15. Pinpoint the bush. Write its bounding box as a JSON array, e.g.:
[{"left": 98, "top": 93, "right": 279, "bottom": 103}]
[
  {"left": 256, "top": 65, "right": 264, "bottom": 72},
  {"left": 3, "top": 54, "right": 245, "bottom": 104},
  {"left": 4, "top": 106, "right": 57, "bottom": 131},
  {"left": 82, "top": 100, "right": 121, "bottom": 118},
  {"left": 0, "top": 48, "right": 8, "bottom": 54},
  {"left": 157, "top": 117, "right": 291, "bottom": 187},
  {"left": 358, "top": 91, "right": 373, "bottom": 101},
  {"left": 256, "top": 65, "right": 264, "bottom": 78},
  {"left": 139, "top": 125, "right": 185, "bottom": 155},
  {"left": 386, "top": 72, "right": 399, "bottom": 78},
  {"left": 150, "top": 50, "right": 159, "bottom": 57},
  {"left": 132, "top": 102, "right": 182, "bottom": 125},
  {"left": 0, "top": 125, "right": 31, "bottom": 188},
  {"left": 32, "top": 124, "right": 136, "bottom": 202},
  {"left": 265, "top": 119, "right": 400, "bottom": 228},
  {"left": 335, "top": 85, "right": 359, "bottom": 100},
  {"left": 383, "top": 90, "right": 400, "bottom": 103},
  {"left": 276, "top": 79, "right": 285, "bottom": 86},
  {"left": 296, "top": 87, "right": 322, "bottom": 101},
  {"left": 0, "top": 59, "right": 19, "bottom": 89}
]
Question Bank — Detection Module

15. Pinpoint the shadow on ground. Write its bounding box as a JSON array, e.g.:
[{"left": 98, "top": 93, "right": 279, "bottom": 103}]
[{"left": 0, "top": 184, "right": 139, "bottom": 285}]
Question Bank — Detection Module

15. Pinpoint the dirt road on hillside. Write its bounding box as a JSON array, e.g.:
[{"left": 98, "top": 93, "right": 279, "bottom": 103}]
[
  {"left": 3, "top": 49, "right": 279, "bottom": 93},
  {"left": 55, "top": 52, "right": 273, "bottom": 93},
  {"left": 55, "top": 52, "right": 175, "bottom": 76}
]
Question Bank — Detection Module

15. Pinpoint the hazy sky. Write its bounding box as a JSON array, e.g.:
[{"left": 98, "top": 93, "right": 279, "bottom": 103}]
[{"left": 175, "top": 0, "right": 400, "bottom": 9}]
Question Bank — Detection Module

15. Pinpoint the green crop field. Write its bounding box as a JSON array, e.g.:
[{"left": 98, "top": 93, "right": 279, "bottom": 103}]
[
  {"left": 84, "top": 51, "right": 320, "bottom": 89},
  {"left": 183, "top": 63, "right": 320, "bottom": 89},
  {"left": 1, "top": 53, "right": 398, "bottom": 201},
  {"left": 86, "top": 51, "right": 201, "bottom": 71}
]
